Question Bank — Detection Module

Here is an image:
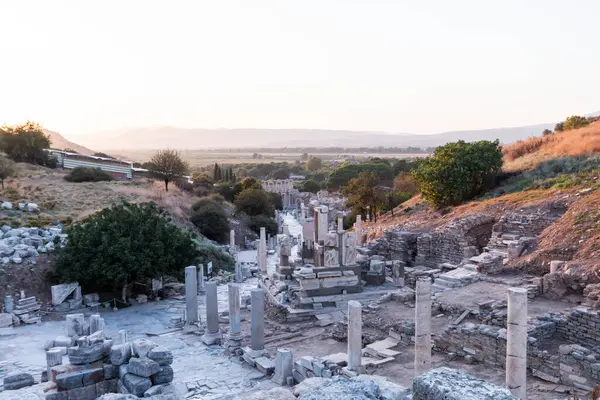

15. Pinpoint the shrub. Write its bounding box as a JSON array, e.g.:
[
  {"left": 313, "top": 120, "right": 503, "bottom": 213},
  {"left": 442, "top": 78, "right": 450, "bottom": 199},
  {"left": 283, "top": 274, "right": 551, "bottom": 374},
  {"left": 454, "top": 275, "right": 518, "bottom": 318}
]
[
  {"left": 302, "top": 179, "right": 320, "bottom": 193},
  {"left": 244, "top": 214, "right": 278, "bottom": 236},
  {"left": 393, "top": 172, "right": 418, "bottom": 195},
  {"left": 190, "top": 199, "right": 230, "bottom": 243},
  {"left": 0, "top": 156, "right": 16, "bottom": 189},
  {"left": 563, "top": 115, "right": 590, "bottom": 131},
  {"left": 196, "top": 241, "right": 235, "bottom": 274},
  {"left": 64, "top": 167, "right": 114, "bottom": 182},
  {"left": 327, "top": 162, "right": 394, "bottom": 190},
  {"left": 1, "top": 121, "right": 56, "bottom": 167},
  {"left": 412, "top": 140, "right": 503, "bottom": 207},
  {"left": 54, "top": 202, "right": 199, "bottom": 295},
  {"left": 234, "top": 189, "right": 274, "bottom": 217}
]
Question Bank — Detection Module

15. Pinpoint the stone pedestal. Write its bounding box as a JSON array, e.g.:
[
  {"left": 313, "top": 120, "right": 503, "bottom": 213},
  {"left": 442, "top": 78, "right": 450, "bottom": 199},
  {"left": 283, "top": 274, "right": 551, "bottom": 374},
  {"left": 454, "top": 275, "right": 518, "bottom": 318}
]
[
  {"left": 198, "top": 264, "right": 205, "bottom": 293},
  {"left": 185, "top": 266, "right": 199, "bottom": 324},
  {"left": 347, "top": 300, "right": 363, "bottom": 373},
  {"left": 201, "top": 282, "right": 222, "bottom": 345},
  {"left": 4, "top": 295, "right": 13, "bottom": 313},
  {"left": 272, "top": 348, "right": 294, "bottom": 385},
  {"left": 225, "top": 283, "right": 242, "bottom": 350},
  {"left": 414, "top": 278, "right": 431, "bottom": 376},
  {"left": 506, "top": 287, "right": 527, "bottom": 399}
]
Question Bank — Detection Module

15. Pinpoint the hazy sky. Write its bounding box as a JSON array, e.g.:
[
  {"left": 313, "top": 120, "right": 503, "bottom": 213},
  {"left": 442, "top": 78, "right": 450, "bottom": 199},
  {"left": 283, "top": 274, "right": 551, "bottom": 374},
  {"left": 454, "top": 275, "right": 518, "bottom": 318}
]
[{"left": 1, "top": 0, "right": 599, "bottom": 138}]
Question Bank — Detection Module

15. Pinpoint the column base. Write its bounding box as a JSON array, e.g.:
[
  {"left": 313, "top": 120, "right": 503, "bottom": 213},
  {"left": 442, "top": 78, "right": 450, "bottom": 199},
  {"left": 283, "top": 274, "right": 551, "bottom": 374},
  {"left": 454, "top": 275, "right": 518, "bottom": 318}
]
[{"left": 201, "top": 330, "right": 222, "bottom": 346}]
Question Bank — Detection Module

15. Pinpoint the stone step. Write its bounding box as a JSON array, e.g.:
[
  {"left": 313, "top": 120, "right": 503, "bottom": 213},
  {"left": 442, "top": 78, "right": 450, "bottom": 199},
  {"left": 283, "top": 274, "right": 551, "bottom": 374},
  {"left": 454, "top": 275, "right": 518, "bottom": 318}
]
[
  {"left": 431, "top": 283, "right": 450, "bottom": 292},
  {"left": 433, "top": 277, "right": 463, "bottom": 288},
  {"left": 463, "top": 264, "right": 479, "bottom": 272}
]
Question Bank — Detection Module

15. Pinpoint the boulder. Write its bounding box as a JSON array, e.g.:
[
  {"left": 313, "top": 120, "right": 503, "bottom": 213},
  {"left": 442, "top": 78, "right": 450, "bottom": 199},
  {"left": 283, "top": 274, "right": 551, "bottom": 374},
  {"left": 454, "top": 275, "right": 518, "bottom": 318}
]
[
  {"left": 122, "top": 373, "right": 152, "bottom": 397},
  {"left": 3, "top": 372, "right": 35, "bottom": 390},
  {"left": 132, "top": 338, "right": 158, "bottom": 358},
  {"left": 1, "top": 201, "right": 12, "bottom": 210},
  {"left": 150, "top": 365, "right": 173, "bottom": 385},
  {"left": 147, "top": 346, "right": 173, "bottom": 365},
  {"left": 27, "top": 203, "right": 39, "bottom": 212},
  {"left": 128, "top": 357, "right": 161, "bottom": 377},
  {"left": 293, "top": 377, "right": 329, "bottom": 397},
  {"left": 110, "top": 344, "right": 132, "bottom": 365}
]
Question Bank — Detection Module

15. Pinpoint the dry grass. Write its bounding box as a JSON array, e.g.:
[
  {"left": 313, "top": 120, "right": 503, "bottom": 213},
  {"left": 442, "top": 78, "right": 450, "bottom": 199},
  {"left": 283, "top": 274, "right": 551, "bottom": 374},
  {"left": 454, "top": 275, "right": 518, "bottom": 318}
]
[{"left": 503, "top": 121, "right": 600, "bottom": 170}]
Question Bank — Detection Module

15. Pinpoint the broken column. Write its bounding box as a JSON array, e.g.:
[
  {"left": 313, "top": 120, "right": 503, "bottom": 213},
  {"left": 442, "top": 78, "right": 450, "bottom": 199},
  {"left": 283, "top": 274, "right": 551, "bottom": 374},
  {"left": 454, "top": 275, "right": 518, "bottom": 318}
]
[
  {"left": 260, "top": 227, "right": 267, "bottom": 275},
  {"left": 235, "top": 262, "right": 243, "bottom": 283},
  {"left": 4, "top": 295, "right": 13, "bottom": 313},
  {"left": 185, "top": 265, "right": 198, "bottom": 324},
  {"left": 506, "top": 287, "right": 527, "bottom": 399},
  {"left": 272, "top": 348, "right": 294, "bottom": 386},
  {"left": 65, "top": 313, "right": 85, "bottom": 337},
  {"left": 89, "top": 314, "right": 104, "bottom": 334},
  {"left": 225, "top": 283, "right": 242, "bottom": 350},
  {"left": 337, "top": 211, "right": 344, "bottom": 232},
  {"left": 355, "top": 215, "right": 362, "bottom": 246},
  {"left": 392, "top": 260, "right": 405, "bottom": 287},
  {"left": 46, "top": 348, "right": 63, "bottom": 380},
  {"left": 246, "top": 288, "right": 265, "bottom": 357},
  {"left": 118, "top": 329, "right": 128, "bottom": 344},
  {"left": 346, "top": 300, "right": 362, "bottom": 375},
  {"left": 230, "top": 229, "right": 236, "bottom": 250},
  {"left": 414, "top": 278, "right": 432, "bottom": 376},
  {"left": 201, "top": 282, "right": 222, "bottom": 345},
  {"left": 197, "top": 264, "right": 205, "bottom": 293}
]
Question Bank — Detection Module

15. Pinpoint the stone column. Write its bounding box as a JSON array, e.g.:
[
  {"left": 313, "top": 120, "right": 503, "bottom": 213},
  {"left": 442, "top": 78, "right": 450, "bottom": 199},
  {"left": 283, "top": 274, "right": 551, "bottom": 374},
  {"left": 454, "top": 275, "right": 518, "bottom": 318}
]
[
  {"left": 185, "top": 266, "right": 199, "bottom": 324},
  {"left": 338, "top": 212, "right": 344, "bottom": 233},
  {"left": 259, "top": 227, "right": 267, "bottom": 275},
  {"left": 197, "top": 264, "right": 205, "bottom": 293},
  {"left": 225, "top": 283, "right": 242, "bottom": 348},
  {"left": 89, "top": 314, "right": 104, "bottom": 334},
  {"left": 272, "top": 348, "right": 294, "bottom": 386},
  {"left": 230, "top": 229, "right": 235, "bottom": 250},
  {"left": 235, "top": 263, "right": 243, "bottom": 283},
  {"left": 392, "top": 261, "right": 405, "bottom": 287},
  {"left": 506, "top": 287, "right": 527, "bottom": 399},
  {"left": 414, "top": 278, "right": 432, "bottom": 376},
  {"left": 283, "top": 223, "right": 290, "bottom": 236},
  {"left": 347, "top": 300, "right": 362, "bottom": 373},
  {"left": 249, "top": 288, "right": 265, "bottom": 356},
  {"left": 46, "top": 348, "right": 63, "bottom": 380},
  {"left": 201, "top": 282, "right": 222, "bottom": 345},
  {"left": 65, "top": 313, "right": 85, "bottom": 337},
  {"left": 4, "top": 295, "right": 13, "bottom": 313},
  {"left": 118, "top": 329, "right": 128, "bottom": 344},
  {"left": 355, "top": 215, "right": 362, "bottom": 246}
]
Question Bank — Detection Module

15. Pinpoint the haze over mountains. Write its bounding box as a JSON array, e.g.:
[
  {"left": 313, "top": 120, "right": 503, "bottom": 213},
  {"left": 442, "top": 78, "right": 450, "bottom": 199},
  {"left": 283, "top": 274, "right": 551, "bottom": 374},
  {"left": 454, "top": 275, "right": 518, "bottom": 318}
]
[{"left": 65, "top": 112, "right": 600, "bottom": 151}]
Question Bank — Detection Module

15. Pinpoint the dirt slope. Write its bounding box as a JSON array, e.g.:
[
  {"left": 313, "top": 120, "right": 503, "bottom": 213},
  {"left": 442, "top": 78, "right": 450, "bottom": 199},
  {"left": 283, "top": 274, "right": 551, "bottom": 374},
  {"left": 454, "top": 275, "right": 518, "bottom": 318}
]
[{"left": 44, "top": 129, "right": 95, "bottom": 155}]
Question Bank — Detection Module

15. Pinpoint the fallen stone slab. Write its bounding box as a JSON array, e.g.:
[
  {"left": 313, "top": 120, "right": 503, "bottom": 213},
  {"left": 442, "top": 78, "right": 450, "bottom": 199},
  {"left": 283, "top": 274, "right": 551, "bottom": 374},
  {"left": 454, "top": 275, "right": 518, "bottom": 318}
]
[
  {"left": 0, "top": 312, "right": 12, "bottom": 328},
  {"left": 122, "top": 373, "right": 152, "bottom": 397},
  {"left": 128, "top": 357, "right": 161, "bottom": 377},
  {"left": 3, "top": 372, "right": 35, "bottom": 390}
]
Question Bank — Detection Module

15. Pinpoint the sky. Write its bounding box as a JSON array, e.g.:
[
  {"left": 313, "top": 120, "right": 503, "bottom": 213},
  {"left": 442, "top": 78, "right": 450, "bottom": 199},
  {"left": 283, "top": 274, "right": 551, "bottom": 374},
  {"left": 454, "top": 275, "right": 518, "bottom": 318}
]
[{"left": 1, "top": 0, "right": 599, "bottom": 138}]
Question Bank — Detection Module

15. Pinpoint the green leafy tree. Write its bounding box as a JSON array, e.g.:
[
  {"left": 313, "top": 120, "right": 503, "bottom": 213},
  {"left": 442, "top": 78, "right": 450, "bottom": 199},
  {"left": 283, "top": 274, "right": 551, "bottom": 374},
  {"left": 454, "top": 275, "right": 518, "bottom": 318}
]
[
  {"left": 54, "top": 202, "right": 199, "bottom": 300},
  {"left": 393, "top": 172, "right": 418, "bottom": 195},
  {"left": 563, "top": 115, "right": 589, "bottom": 131},
  {"left": 0, "top": 121, "right": 54, "bottom": 166},
  {"left": 306, "top": 157, "right": 322, "bottom": 172},
  {"left": 412, "top": 140, "right": 502, "bottom": 208},
  {"left": 244, "top": 214, "right": 278, "bottom": 236},
  {"left": 342, "top": 171, "right": 384, "bottom": 222},
  {"left": 302, "top": 179, "right": 320, "bottom": 193},
  {"left": 327, "top": 162, "right": 394, "bottom": 190},
  {"left": 267, "top": 192, "right": 283, "bottom": 211},
  {"left": 541, "top": 129, "right": 553, "bottom": 137},
  {"left": 191, "top": 198, "right": 230, "bottom": 243},
  {"left": 300, "top": 153, "right": 309, "bottom": 161},
  {"left": 234, "top": 188, "right": 274, "bottom": 217},
  {"left": 0, "top": 156, "right": 16, "bottom": 189},
  {"left": 554, "top": 122, "right": 565, "bottom": 132},
  {"left": 148, "top": 149, "right": 189, "bottom": 192},
  {"left": 270, "top": 168, "right": 289, "bottom": 179}
]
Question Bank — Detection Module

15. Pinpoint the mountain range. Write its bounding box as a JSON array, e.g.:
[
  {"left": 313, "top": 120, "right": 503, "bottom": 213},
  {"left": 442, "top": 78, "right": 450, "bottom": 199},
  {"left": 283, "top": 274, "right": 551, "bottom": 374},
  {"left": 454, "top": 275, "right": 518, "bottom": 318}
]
[{"left": 56, "top": 111, "right": 600, "bottom": 151}]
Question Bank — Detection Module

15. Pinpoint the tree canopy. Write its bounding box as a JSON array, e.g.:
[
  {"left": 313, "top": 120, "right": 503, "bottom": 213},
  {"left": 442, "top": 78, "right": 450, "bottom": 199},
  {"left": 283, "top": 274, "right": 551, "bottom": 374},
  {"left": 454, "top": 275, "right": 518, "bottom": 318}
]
[
  {"left": 0, "top": 121, "right": 55, "bottom": 166},
  {"left": 190, "top": 198, "right": 230, "bottom": 243},
  {"left": 327, "top": 162, "right": 394, "bottom": 190},
  {"left": 342, "top": 171, "right": 384, "bottom": 222},
  {"left": 412, "top": 140, "right": 503, "bottom": 208},
  {"left": 0, "top": 156, "right": 16, "bottom": 189},
  {"left": 302, "top": 179, "right": 320, "bottom": 193},
  {"left": 234, "top": 188, "right": 274, "bottom": 217},
  {"left": 148, "top": 149, "right": 188, "bottom": 191},
  {"left": 306, "top": 157, "right": 322, "bottom": 172}
]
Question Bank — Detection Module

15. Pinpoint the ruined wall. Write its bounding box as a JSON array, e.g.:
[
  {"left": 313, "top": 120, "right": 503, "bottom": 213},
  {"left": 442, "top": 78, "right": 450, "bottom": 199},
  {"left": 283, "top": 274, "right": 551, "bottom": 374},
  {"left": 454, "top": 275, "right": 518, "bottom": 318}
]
[
  {"left": 553, "top": 307, "right": 600, "bottom": 350},
  {"left": 366, "top": 231, "right": 419, "bottom": 266},
  {"left": 493, "top": 205, "right": 566, "bottom": 237}
]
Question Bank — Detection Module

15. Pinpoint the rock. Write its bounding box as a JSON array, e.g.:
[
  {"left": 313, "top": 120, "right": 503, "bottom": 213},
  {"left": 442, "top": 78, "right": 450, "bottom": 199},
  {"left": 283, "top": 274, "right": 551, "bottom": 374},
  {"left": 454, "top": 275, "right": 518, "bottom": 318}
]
[
  {"left": 104, "top": 364, "right": 119, "bottom": 380},
  {"left": 3, "top": 372, "right": 35, "bottom": 390},
  {"left": 292, "top": 377, "right": 329, "bottom": 397},
  {"left": 96, "top": 395, "right": 139, "bottom": 400},
  {"left": 56, "top": 371, "right": 85, "bottom": 390},
  {"left": 0, "top": 312, "right": 13, "bottom": 328},
  {"left": 68, "top": 343, "right": 105, "bottom": 364},
  {"left": 412, "top": 367, "right": 517, "bottom": 399},
  {"left": 27, "top": 203, "right": 39, "bottom": 212},
  {"left": 122, "top": 373, "right": 153, "bottom": 397},
  {"left": 65, "top": 385, "right": 96, "bottom": 400},
  {"left": 128, "top": 357, "right": 161, "bottom": 377},
  {"left": 1, "top": 225, "right": 11, "bottom": 233},
  {"left": 242, "top": 387, "right": 296, "bottom": 400},
  {"left": 82, "top": 367, "right": 104, "bottom": 386},
  {"left": 147, "top": 346, "right": 173, "bottom": 365},
  {"left": 110, "top": 343, "right": 132, "bottom": 365},
  {"left": 132, "top": 338, "right": 158, "bottom": 358},
  {"left": 150, "top": 365, "right": 173, "bottom": 385},
  {"left": 1, "top": 201, "right": 12, "bottom": 210},
  {"left": 11, "top": 256, "right": 22, "bottom": 264},
  {"left": 351, "top": 375, "right": 411, "bottom": 400},
  {"left": 299, "top": 377, "right": 381, "bottom": 400},
  {"left": 96, "top": 379, "right": 119, "bottom": 397}
]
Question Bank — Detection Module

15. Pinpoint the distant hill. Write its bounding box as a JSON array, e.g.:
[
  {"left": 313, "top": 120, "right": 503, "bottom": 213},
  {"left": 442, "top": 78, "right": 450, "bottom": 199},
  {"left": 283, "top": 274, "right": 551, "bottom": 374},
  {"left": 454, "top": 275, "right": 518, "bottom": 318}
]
[
  {"left": 44, "top": 129, "right": 95, "bottom": 155},
  {"left": 77, "top": 112, "right": 600, "bottom": 151}
]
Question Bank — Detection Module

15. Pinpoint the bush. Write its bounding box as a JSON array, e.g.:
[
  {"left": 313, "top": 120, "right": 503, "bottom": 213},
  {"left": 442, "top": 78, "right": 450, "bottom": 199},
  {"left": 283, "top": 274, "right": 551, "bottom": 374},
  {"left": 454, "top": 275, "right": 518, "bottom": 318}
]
[
  {"left": 563, "top": 115, "right": 590, "bottom": 131},
  {"left": 306, "top": 157, "right": 322, "bottom": 172},
  {"left": 267, "top": 192, "right": 283, "bottom": 210},
  {"left": 1, "top": 121, "right": 55, "bottom": 167},
  {"left": 412, "top": 140, "right": 503, "bottom": 208},
  {"left": 393, "top": 172, "right": 418, "bottom": 195},
  {"left": 196, "top": 242, "right": 235, "bottom": 274},
  {"left": 302, "top": 179, "right": 320, "bottom": 193},
  {"left": 244, "top": 214, "right": 278, "bottom": 236},
  {"left": 64, "top": 167, "right": 114, "bottom": 182},
  {"left": 190, "top": 199, "right": 230, "bottom": 243},
  {"left": 54, "top": 202, "right": 198, "bottom": 293},
  {"left": 234, "top": 189, "right": 274, "bottom": 217}
]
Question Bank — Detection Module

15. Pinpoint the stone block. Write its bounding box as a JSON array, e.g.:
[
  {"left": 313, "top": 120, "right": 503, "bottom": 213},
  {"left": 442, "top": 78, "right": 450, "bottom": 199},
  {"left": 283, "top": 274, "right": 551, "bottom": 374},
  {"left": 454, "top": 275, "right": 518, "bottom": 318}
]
[
  {"left": 0, "top": 312, "right": 13, "bottom": 327},
  {"left": 66, "top": 384, "right": 96, "bottom": 400},
  {"left": 82, "top": 368, "right": 104, "bottom": 386},
  {"left": 95, "top": 378, "right": 119, "bottom": 396},
  {"left": 150, "top": 365, "right": 174, "bottom": 385},
  {"left": 3, "top": 372, "right": 35, "bottom": 390},
  {"left": 122, "top": 373, "right": 152, "bottom": 397},
  {"left": 82, "top": 293, "right": 99, "bottom": 306},
  {"left": 104, "top": 364, "right": 119, "bottom": 380},
  {"left": 132, "top": 339, "right": 158, "bottom": 358},
  {"left": 68, "top": 343, "right": 104, "bottom": 365},
  {"left": 128, "top": 357, "right": 160, "bottom": 377},
  {"left": 255, "top": 356, "right": 275, "bottom": 376},
  {"left": 51, "top": 282, "right": 80, "bottom": 305},
  {"left": 119, "top": 364, "right": 129, "bottom": 379},
  {"left": 300, "top": 279, "right": 321, "bottom": 290},
  {"left": 110, "top": 344, "right": 132, "bottom": 365},
  {"left": 46, "top": 390, "right": 68, "bottom": 400},
  {"left": 57, "top": 371, "right": 85, "bottom": 390}
]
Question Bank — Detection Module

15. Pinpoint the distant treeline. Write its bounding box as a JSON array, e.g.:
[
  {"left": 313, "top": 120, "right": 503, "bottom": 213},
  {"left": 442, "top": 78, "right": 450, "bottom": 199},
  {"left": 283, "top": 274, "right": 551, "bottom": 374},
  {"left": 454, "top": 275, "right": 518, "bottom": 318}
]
[{"left": 198, "top": 147, "right": 433, "bottom": 154}]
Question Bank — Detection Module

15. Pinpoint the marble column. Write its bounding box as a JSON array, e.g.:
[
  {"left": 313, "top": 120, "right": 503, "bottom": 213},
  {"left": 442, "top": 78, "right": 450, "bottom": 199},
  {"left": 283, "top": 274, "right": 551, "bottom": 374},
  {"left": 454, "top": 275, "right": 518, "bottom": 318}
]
[
  {"left": 4, "top": 295, "right": 13, "bottom": 313},
  {"left": 201, "top": 282, "right": 222, "bottom": 345},
  {"left": 118, "top": 329, "right": 128, "bottom": 344},
  {"left": 235, "top": 262, "right": 243, "bottom": 283},
  {"left": 259, "top": 227, "right": 267, "bottom": 275},
  {"left": 225, "top": 283, "right": 242, "bottom": 348},
  {"left": 506, "top": 287, "right": 527, "bottom": 399},
  {"left": 414, "top": 278, "right": 432, "bottom": 376},
  {"left": 197, "top": 264, "right": 205, "bottom": 293},
  {"left": 249, "top": 288, "right": 265, "bottom": 356},
  {"left": 89, "top": 314, "right": 104, "bottom": 334},
  {"left": 272, "top": 348, "right": 294, "bottom": 386},
  {"left": 347, "top": 300, "right": 362, "bottom": 373},
  {"left": 355, "top": 215, "right": 362, "bottom": 246},
  {"left": 185, "top": 266, "right": 198, "bottom": 324},
  {"left": 338, "top": 212, "right": 344, "bottom": 233},
  {"left": 230, "top": 229, "right": 236, "bottom": 250}
]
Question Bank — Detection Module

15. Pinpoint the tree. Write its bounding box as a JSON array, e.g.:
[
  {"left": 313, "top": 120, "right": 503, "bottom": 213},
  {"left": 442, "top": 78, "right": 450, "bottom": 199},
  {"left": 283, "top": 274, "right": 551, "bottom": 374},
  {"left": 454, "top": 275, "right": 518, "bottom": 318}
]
[
  {"left": 563, "top": 115, "right": 589, "bottom": 131},
  {"left": 0, "top": 157, "right": 16, "bottom": 189},
  {"left": 0, "top": 121, "right": 54, "bottom": 166},
  {"left": 302, "top": 179, "right": 320, "bottom": 193},
  {"left": 213, "top": 163, "right": 222, "bottom": 181},
  {"left": 271, "top": 168, "right": 289, "bottom": 179},
  {"left": 148, "top": 149, "right": 188, "bottom": 192},
  {"left": 393, "top": 172, "right": 418, "bottom": 195},
  {"left": 190, "top": 198, "right": 230, "bottom": 243},
  {"left": 306, "top": 157, "right": 322, "bottom": 172},
  {"left": 267, "top": 192, "right": 283, "bottom": 211},
  {"left": 342, "top": 171, "right": 384, "bottom": 222},
  {"left": 541, "top": 129, "right": 553, "bottom": 137},
  {"left": 234, "top": 188, "right": 274, "bottom": 217},
  {"left": 54, "top": 202, "right": 199, "bottom": 300},
  {"left": 327, "top": 162, "right": 394, "bottom": 190},
  {"left": 412, "top": 140, "right": 503, "bottom": 208},
  {"left": 244, "top": 214, "right": 277, "bottom": 236},
  {"left": 554, "top": 122, "right": 565, "bottom": 132},
  {"left": 300, "top": 153, "right": 309, "bottom": 161}
]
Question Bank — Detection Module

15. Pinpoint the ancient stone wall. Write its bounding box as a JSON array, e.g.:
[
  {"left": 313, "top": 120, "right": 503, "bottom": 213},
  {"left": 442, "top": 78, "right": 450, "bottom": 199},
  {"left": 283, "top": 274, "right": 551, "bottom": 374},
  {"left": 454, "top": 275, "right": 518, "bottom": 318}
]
[
  {"left": 493, "top": 206, "right": 565, "bottom": 237},
  {"left": 553, "top": 307, "right": 600, "bottom": 350}
]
